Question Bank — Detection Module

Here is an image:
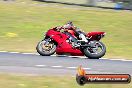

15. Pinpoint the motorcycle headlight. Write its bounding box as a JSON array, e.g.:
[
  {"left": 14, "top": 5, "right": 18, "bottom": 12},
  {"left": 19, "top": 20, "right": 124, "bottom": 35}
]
[
  {"left": 103, "top": 33, "right": 106, "bottom": 36},
  {"left": 101, "top": 33, "right": 106, "bottom": 38},
  {"left": 44, "top": 32, "right": 46, "bottom": 35}
]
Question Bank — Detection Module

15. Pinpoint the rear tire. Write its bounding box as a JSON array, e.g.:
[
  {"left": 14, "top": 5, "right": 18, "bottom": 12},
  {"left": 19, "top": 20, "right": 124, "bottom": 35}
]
[
  {"left": 84, "top": 41, "right": 106, "bottom": 59},
  {"left": 36, "top": 40, "right": 56, "bottom": 56}
]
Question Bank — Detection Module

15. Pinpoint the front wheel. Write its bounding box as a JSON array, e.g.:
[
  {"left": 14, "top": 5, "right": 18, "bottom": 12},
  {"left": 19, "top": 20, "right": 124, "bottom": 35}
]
[
  {"left": 83, "top": 41, "right": 106, "bottom": 59},
  {"left": 36, "top": 40, "right": 56, "bottom": 56}
]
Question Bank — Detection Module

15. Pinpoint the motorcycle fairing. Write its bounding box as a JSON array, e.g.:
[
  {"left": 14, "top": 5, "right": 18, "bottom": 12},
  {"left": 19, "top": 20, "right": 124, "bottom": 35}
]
[
  {"left": 46, "top": 29, "right": 68, "bottom": 44},
  {"left": 87, "top": 32, "right": 105, "bottom": 41},
  {"left": 46, "top": 29, "right": 84, "bottom": 56},
  {"left": 56, "top": 41, "right": 84, "bottom": 56}
]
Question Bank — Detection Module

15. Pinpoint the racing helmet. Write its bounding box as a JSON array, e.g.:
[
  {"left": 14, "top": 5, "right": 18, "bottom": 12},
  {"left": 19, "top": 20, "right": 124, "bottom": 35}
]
[{"left": 63, "top": 21, "right": 74, "bottom": 30}]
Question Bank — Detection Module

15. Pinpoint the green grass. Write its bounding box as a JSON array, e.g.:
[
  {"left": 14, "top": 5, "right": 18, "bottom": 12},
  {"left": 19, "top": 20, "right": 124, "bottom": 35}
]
[
  {"left": 0, "top": 74, "right": 131, "bottom": 88},
  {"left": 0, "top": 0, "right": 132, "bottom": 59}
]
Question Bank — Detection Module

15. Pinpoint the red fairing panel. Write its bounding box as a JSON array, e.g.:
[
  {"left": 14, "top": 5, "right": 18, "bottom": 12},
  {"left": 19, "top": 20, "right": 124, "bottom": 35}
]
[
  {"left": 46, "top": 29, "right": 68, "bottom": 44},
  {"left": 87, "top": 32, "right": 105, "bottom": 41},
  {"left": 46, "top": 29, "right": 84, "bottom": 56},
  {"left": 56, "top": 41, "right": 84, "bottom": 56}
]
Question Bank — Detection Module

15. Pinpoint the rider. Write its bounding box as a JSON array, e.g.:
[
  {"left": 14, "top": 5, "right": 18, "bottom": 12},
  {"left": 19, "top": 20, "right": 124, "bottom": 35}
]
[{"left": 56, "top": 22, "right": 88, "bottom": 47}]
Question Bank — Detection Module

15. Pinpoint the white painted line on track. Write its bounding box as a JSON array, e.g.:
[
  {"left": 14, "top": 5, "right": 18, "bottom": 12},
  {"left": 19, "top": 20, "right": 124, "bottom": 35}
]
[
  {"left": 107, "top": 59, "right": 126, "bottom": 61},
  {"left": 35, "top": 65, "right": 90, "bottom": 70},
  {"left": 121, "top": 59, "right": 132, "bottom": 61},
  {"left": 51, "top": 54, "right": 64, "bottom": 56},
  {"left": 0, "top": 51, "right": 8, "bottom": 52},
  {"left": 101, "top": 58, "right": 121, "bottom": 61},
  {"left": 22, "top": 53, "right": 36, "bottom": 55},
  {"left": 34, "top": 53, "right": 39, "bottom": 55},
  {"left": 79, "top": 57, "right": 87, "bottom": 59},
  {"left": 0, "top": 51, "right": 132, "bottom": 62},
  {"left": 83, "top": 68, "right": 91, "bottom": 70},
  {"left": 68, "top": 56, "right": 86, "bottom": 58},
  {"left": 101, "top": 58, "right": 108, "bottom": 59},
  {"left": 101, "top": 58, "right": 132, "bottom": 61},
  {"left": 66, "top": 67, "right": 77, "bottom": 69},
  {"left": 51, "top": 66, "right": 63, "bottom": 68},
  {"left": 9, "top": 52, "right": 20, "bottom": 54},
  {"left": 35, "top": 65, "right": 46, "bottom": 67},
  {"left": 51, "top": 55, "right": 57, "bottom": 56}
]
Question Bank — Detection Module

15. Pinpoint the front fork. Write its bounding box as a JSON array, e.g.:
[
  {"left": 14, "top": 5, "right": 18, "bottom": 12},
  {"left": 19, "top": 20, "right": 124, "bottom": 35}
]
[{"left": 42, "top": 38, "right": 51, "bottom": 45}]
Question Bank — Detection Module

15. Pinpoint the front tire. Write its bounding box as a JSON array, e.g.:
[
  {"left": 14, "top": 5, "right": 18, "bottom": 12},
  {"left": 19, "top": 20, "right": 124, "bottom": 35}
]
[
  {"left": 36, "top": 40, "right": 56, "bottom": 56},
  {"left": 83, "top": 41, "right": 106, "bottom": 59}
]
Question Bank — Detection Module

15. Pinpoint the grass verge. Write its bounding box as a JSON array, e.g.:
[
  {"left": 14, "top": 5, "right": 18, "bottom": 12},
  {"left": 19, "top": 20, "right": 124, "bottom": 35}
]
[
  {"left": 0, "top": 0, "right": 132, "bottom": 59},
  {"left": 0, "top": 74, "right": 131, "bottom": 88}
]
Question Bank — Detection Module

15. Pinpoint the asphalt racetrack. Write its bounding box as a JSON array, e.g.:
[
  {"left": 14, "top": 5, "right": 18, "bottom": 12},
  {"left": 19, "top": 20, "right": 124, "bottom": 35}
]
[{"left": 0, "top": 52, "right": 132, "bottom": 75}]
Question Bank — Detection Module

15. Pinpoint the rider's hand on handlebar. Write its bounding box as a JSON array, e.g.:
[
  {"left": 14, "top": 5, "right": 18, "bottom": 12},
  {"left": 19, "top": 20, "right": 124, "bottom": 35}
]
[
  {"left": 56, "top": 26, "right": 68, "bottom": 32},
  {"left": 56, "top": 26, "right": 63, "bottom": 31}
]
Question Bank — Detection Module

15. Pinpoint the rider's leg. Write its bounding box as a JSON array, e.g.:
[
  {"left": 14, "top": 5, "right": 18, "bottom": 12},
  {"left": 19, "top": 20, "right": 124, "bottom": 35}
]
[
  {"left": 64, "top": 32, "right": 80, "bottom": 47},
  {"left": 65, "top": 32, "right": 77, "bottom": 42},
  {"left": 75, "top": 30, "right": 88, "bottom": 42},
  {"left": 79, "top": 33, "right": 88, "bottom": 42}
]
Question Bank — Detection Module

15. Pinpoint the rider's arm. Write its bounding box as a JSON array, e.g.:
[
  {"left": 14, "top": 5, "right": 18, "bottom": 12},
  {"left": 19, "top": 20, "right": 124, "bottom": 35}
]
[
  {"left": 73, "top": 27, "right": 86, "bottom": 37},
  {"left": 54, "top": 26, "right": 63, "bottom": 31}
]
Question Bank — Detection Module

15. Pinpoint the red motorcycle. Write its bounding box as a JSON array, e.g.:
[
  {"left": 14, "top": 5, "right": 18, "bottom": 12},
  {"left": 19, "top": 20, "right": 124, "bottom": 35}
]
[{"left": 36, "top": 27, "right": 106, "bottom": 59}]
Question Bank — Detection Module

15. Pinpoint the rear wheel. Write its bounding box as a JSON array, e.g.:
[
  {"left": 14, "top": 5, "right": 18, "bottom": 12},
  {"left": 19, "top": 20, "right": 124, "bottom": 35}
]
[
  {"left": 36, "top": 40, "right": 56, "bottom": 56},
  {"left": 83, "top": 41, "right": 106, "bottom": 59}
]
